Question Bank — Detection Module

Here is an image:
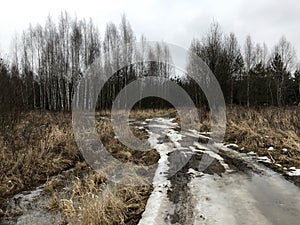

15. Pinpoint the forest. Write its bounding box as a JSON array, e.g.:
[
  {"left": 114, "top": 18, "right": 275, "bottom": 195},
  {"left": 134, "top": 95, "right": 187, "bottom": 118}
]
[{"left": 0, "top": 12, "right": 300, "bottom": 113}]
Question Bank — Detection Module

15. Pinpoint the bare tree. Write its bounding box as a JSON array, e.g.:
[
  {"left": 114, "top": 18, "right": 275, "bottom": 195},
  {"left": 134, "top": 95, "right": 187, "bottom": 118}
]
[
  {"left": 244, "top": 35, "right": 255, "bottom": 107},
  {"left": 270, "top": 36, "right": 296, "bottom": 106},
  {"left": 224, "top": 33, "right": 243, "bottom": 105},
  {"left": 274, "top": 36, "right": 296, "bottom": 72}
]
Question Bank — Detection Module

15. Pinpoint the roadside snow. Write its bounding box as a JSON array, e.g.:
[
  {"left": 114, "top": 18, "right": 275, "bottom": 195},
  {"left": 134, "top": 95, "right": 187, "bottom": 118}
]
[
  {"left": 193, "top": 143, "right": 223, "bottom": 161},
  {"left": 138, "top": 130, "right": 174, "bottom": 225},
  {"left": 288, "top": 168, "right": 300, "bottom": 176},
  {"left": 226, "top": 143, "right": 239, "bottom": 148},
  {"left": 183, "top": 129, "right": 211, "bottom": 141},
  {"left": 188, "top": 168, "right": 204, "bottom": 177},
  {"left": 257, "top": 156, "right": 272, "bottom": 163},
  {"left": 138, "top": 118, "right": 181, "bottom": 225},
  {"left": 193, "top": 142, "right": 209, "bottom": 151},
  {"left": 247, "top": 151, "right": 257, "bottom": 156}
]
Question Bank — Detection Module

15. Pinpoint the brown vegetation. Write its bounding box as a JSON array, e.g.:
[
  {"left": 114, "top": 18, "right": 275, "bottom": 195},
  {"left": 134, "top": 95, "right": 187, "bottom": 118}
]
[
  {"left": 0, "top": 106, "right": 299, "bottom": 224},
  {"left": 46, "top": 169, "right": 151, "bottom": 225},
  {"left": 0, "top": 111, "right": 79, "bottom": 198},
  {"left": 225, "top": 106, "right": 300, "bottom": 169},
  {"left": 0, "top": 111, "right": 155, "bottom": 224}
]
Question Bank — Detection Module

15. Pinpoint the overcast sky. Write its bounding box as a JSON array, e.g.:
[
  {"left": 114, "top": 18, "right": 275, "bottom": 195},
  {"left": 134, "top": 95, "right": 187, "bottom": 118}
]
[{"left": 0, "top": 0, "right": 299, "bottom": 59}]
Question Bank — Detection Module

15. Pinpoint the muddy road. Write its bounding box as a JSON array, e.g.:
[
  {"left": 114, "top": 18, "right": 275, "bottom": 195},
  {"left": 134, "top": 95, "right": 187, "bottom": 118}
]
[
  {"left": 1, "top": 117, "right": 299, "bottom": 225},
  {"left": 137, "top": 118, "right": 300, "bottom": 225}
]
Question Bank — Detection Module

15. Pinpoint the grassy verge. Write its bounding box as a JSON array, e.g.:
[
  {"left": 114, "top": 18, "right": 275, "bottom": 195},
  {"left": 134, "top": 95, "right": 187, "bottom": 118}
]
[{"left": 225, "top": 106, "right": 300, "bottom": 169}]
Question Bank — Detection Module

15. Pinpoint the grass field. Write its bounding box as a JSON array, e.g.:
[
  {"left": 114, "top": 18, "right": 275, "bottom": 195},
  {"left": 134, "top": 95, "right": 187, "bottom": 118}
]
[{"left": 0, "top": 106, "right": 299, "bottom": 223}]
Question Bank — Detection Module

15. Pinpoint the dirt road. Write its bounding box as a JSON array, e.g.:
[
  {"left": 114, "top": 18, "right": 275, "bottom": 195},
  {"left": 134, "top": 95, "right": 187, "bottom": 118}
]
[
  {"left": 2, "top": 117, "right": 299, "bottom": 225},
  {"left": 138, "top": 118, "right": 300, "bottom": 225}
]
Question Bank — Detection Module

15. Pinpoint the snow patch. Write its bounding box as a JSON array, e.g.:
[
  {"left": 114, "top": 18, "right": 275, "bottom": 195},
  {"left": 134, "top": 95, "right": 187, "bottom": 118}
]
[
  {"left": 288, "top": 169, "right": 300, "bottom": 176},
  {"left": 247, "top": 151, "right": 257, "bottom": 156},
  {"left": 138, "top": 118, "right": 179, "bottom": 225},
  {"left": 193, "top": 142, "right": 209, "bottom": 151},
  {"left": 188, "top": 168, "right": 204, "bottom": 177},
  {"left": 226, "top": 143, "right": 239, "bottom": 148},
  {"left": 166, "top": 129, "right": 183, "bottom": 148},
  {"left": 257, "top": 156, "right": 272, "bottom": 163},
  {"left": 183, "top": 129, "right": 211, "bottom": 140},
  {"left": 190, "top": 145, "right": 230, "bottom": 171}
]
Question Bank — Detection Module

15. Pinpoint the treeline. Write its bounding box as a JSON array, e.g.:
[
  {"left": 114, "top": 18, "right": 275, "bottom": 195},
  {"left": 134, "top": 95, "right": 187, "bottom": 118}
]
[
  {"left": 185, "top": 23, "right": 300, "bottom": 107},
  {"left": 0, "top": 13, "right": 300, "bottom": 113},
  {"left": 0, "top": 12, "right": 172, "bottom": 112}
]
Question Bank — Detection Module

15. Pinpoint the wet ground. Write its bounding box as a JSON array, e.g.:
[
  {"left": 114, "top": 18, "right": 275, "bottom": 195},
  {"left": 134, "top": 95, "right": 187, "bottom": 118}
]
[
  {"left": 138, "top": 118, "right": 300, "bottom": 225},
  {"left": 1, "top": 117, "right": 300, "bottom": 225},
  {"left": 1, "top": 167, "right": 90, "bottom": 225}
]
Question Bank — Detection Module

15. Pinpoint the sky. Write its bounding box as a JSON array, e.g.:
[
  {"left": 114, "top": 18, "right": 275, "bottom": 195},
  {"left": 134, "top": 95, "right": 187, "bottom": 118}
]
[{"left": 0, "top": 0, "right": 299, "bottom": 60}]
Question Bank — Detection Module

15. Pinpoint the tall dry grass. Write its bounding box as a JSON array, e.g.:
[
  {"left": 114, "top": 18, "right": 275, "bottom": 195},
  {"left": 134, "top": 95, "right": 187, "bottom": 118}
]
[
  {"left": 0, "top": 111, "right": 80, "bottom": 198},
  {"left": 48, "top": 171, "right": 151, "bottom": 225},
  {"left": 225, "top": 106, "right": 300, "bottom": 168},
  {"left": 0, "top": 110, "right": 154, "bottom": 224},
  {"left": 1, "top": 106, "right": 299, "bottom": 224}
]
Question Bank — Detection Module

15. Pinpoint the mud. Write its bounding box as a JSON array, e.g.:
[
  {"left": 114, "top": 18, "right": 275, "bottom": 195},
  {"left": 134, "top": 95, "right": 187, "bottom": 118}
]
[
  {"left": 139, "top": 118, "right": 300, "bottom": 225},
  {"left": 3, "top": 117, "right": 300, "bottom": 225},
  {"left": 167, "top": 151, "right": 226, "bottom": 224}
]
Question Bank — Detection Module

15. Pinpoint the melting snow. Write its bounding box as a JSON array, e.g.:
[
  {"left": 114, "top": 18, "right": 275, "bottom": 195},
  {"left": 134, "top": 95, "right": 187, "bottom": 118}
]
[
  {"left": 188, "top": 168, "right": 204, "bottom": 177},
  {"left": 247, "top": 151, "right": 257, "bottom": 156},
  {"left": 193, "top": 142, "right": 209, "bottom": 151},
  {"left": 138, "top": 118, "right": 181, "bottom": 225},
  {"left": 166, "top": 129, "right": 183, "bottom": 148},
  {"left": 137, "top": 118, "right": 300, "bottom": 225},
  {"left": 189, "top": 172, "right": 300, "bottom": 225},
  {"left": 257, "top": 156, "right": 272, "bottom": 163},
  {"left": 138, "top": 131, "right": 173, "bottom": 225},
  {"left": 183, "top": 129, "right": 211, "bottom": 140},
  {"left": 226, "top": 143, "right": 239, "bottom": 148},
  {"left": 288, "top": 169, "right": 300, "bottom": 176}
]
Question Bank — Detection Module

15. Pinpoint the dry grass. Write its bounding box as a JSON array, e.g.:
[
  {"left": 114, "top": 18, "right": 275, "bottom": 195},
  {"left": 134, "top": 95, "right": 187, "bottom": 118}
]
[
  {"left": 96, "top": 119, "right": 159, "bottom": 166},
  {"left": 129, "top": 108, "right": 178, "bottom": 119},
  {"left": 225, "top": 106, "right": 300, "bottom": 168},
  {"left": 150, "top": 106, "right": 300, "bottom": 170},
  {"left": 0, "top": 110, "right": 155, "bottom": 224},
  {"left": 0, "top": 110, "right": 158, "bottom": 197},
  {"left": 0, "top": 111, "right": 80, "bottom": 198},
  {"left": 1, "top": 106, "right": 299, "bottom": 224},
  {"left": 47, "top": 171, "right": 152, "bottom": 225},
  {"left": 190, "top": 106, "right": 300, "bottom": 169}
]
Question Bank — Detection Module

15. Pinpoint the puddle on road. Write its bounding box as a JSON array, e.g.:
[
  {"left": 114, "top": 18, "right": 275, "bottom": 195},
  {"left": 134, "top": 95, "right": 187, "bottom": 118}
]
[
  {"left": 189, "top": 170, "right": 300, "bottom": 225},
  {"left": 248, "top": 172, "right": 300, "bottom": 225}
]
